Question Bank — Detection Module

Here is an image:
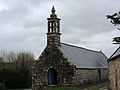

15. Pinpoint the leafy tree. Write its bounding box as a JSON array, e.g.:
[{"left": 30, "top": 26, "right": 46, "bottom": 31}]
[
  {"left": 106, "top": 12, "right": 120, "bottom": 26},
  {"left": 106, "top": 11, "right": 120, "bottom": 44}
]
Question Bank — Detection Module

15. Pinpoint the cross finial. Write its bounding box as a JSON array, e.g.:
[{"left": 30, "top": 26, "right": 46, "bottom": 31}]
[{"left": 51, "top": 6, "right": 55, "bottom": 14}]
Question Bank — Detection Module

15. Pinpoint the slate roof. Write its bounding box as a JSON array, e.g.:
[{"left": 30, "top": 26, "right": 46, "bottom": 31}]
[
  {"left": 58, "top": 43, "right": 108, "bottom": 69},
  {"left": 109, "top": 46, "right": 120, "bottom": 60}
]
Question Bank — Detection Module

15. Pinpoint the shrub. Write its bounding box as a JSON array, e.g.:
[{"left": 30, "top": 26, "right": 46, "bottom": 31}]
[
  {"left": 0, "top": 68, "right": 32, "bottom": 89},
  {"left": 0, "top": 83, "right": 5, "bottom": 90}
]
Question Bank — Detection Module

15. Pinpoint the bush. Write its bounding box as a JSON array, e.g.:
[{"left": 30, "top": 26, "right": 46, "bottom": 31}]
[
  {"left": 0, "top": 68, "right": 32, "bottom": 89},
  {"left": 0, "top": 83, "right": 5, "bottom": 90}
]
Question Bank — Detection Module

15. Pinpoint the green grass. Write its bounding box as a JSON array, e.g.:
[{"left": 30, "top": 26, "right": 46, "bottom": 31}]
[
  {"left": 43, "top": 86, "right": 81, "bottom": 90},
  {"left": 43, "top": 81, "right": 108, "bottom": 90},
  {"left": 85, "top": 81, "right": 108, "bottom": 90}
]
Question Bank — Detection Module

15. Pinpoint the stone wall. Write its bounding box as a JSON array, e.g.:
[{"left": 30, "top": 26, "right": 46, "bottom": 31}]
[
  {"left": 72, "top": 68, "right": 108, "bottom": 85},
  {"left": 108, "top": 56, "right": 120, "bottom": 90},
  {"left": 32, "top": 45, "right": 108, "bottom": 90},
  {"left": 32, "top": 45, "right": 74, "bottom": 90}
]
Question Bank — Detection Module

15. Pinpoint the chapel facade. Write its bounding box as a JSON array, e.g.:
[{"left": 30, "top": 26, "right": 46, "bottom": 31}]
[{"left": 32, "top": 7, "right": 108, "bottom": 90}]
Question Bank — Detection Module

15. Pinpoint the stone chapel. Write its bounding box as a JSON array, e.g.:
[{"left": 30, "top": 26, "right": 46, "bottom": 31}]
[{"left": 32, "top": 7, "right": 108, "bottom": 90}]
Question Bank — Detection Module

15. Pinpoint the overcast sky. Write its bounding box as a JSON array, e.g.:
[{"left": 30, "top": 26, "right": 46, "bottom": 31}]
[{"left": 0, "top": 0, "right": 120, "bottom": 58}]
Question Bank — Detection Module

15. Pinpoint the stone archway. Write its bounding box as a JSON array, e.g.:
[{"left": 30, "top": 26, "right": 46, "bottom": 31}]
[{"left": 48, "top": 68, "right": 57, "bottom": 85}]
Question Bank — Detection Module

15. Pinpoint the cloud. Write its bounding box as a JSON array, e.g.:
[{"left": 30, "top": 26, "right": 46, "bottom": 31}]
[{"left": 0, "top": 0, "right": 120, "bottom": 58}]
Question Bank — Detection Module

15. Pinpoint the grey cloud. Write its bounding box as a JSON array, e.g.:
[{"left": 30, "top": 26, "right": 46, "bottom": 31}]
[{"left": 0, "top": 0, "right": 120, "bottom": 58}]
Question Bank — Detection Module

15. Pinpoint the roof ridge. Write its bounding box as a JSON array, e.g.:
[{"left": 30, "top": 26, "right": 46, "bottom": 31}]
[
  {"left": 109, "top": 46, "right": 120, "bottom": 59},
  {"left": 61, "top": 42, "right": 101, "bottom": 53},
  {"left": 100, "top": 51, "right": 108, "bottom": 59}
]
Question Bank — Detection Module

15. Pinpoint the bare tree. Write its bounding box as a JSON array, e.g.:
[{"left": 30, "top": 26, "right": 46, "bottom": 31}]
[
  {"left": 0, "top": 50, "right": 7, "bottom": 62},
  {"left": 0, "top": 50, "right": 35, "bottom": 70},
  {"left": 16, "top": 51, "right": 35, "bottom": 71},
  {"left": 6, "top": 51, "right": 17, "bottom": 63}
]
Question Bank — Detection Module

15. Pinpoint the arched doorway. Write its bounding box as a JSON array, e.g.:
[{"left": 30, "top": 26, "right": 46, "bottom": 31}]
[{"left": 48, "top": 68, "right": 57, "bottom": 85}]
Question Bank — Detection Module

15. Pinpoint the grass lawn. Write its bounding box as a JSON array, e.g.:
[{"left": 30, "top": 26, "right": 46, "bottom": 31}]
[
  {"left": 85, "top": 81, "right": 108, "bottom": 90},
  {"left": 43, "top": 86, "right": 81, "bottom": 90},
  {"left": 43, "top": 81, "right": 108, "bottom": 90}
]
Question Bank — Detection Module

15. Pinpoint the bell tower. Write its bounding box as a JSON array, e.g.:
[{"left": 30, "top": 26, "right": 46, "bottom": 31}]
[{"left": 47, "top": 6, "right": 61, "bottom": 46}]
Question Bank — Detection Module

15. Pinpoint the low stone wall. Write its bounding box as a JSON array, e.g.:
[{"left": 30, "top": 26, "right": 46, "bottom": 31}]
[{"left": 72, "top": 68, "right": 108, "bottom": 85}]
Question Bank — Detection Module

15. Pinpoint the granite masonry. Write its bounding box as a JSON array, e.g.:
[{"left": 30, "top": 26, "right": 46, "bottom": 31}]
[
  {"left": 108, "top": 47, "right": 120, "bottom": 90},
  {"left": 32, "top": 7, "right": 108, "bottom": 90}
]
